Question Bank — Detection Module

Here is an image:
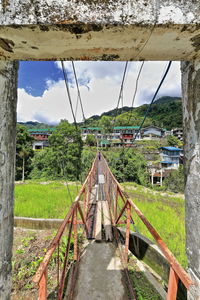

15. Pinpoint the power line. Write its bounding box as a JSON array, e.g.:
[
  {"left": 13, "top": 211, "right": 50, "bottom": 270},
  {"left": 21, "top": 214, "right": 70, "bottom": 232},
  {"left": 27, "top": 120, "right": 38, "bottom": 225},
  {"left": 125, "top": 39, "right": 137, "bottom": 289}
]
[
  {"left": 71, "top": 61, "right": 86, "bottom": 122},
  {"left": 127, "top": 61, "right": 145, "bottom": 124},
  {"left": 133, "top": 61, "right": 172, "bottom": 142},
  {"left": 61, "top": 60, "right": 78, "bottom": 129}
]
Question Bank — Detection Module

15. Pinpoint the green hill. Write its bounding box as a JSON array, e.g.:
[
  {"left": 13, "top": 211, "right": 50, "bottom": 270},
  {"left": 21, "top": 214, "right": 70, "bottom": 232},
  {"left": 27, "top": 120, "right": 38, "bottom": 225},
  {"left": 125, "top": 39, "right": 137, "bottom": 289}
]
[
  {"left": 18, "top": 96, "right": 182, "bottom": 131},
  {"left": 82, "top": 96, "right": 182, "bottom": 130}
]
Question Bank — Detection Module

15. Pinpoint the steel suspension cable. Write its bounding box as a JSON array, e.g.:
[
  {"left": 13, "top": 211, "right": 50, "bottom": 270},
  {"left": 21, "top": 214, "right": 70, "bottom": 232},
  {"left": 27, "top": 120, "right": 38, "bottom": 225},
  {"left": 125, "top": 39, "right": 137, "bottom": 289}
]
[
  {"left": 133, "top": 60, "right": 172, "bottom": 142},
  {"left": 112, "top": 61, "right": 129, "bottom": 126},
  {"left": 61, "top": 60, "right": 78, "bottom": 129},
  {"left": 71, "top": 61, "right": 86, "bottom": 122},
  {"left": 127, "top": 61, "right": 145, "bottom": 124}
]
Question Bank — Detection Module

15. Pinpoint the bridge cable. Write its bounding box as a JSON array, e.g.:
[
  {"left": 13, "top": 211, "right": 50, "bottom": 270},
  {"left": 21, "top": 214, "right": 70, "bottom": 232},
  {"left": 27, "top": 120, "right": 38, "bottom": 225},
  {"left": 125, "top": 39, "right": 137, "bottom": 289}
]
[
  {"left": 132, "top": 60, "right": 172, "bottom": 142},
  {"left": 112, "top": 61, "right": 129, "bottom": 127},
  {"left": 127, "top": 61, "right": 145, "bottom": 124},
  {"left": 61, "top": 60, "right": 80, "bottom": 194},
  {"left": 71, "top": 61, "right": 86, "bottom": 123},
  {"left": 61, "top": 60, "right": 78, "bottom": 129}
]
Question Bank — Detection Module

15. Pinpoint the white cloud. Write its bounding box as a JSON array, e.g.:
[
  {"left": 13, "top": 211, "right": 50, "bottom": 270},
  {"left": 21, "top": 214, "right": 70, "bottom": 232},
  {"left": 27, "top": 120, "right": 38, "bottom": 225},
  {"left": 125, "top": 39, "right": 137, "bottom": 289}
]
[{"left": 17, "top": 61, "right": 181, "bottom": 124}]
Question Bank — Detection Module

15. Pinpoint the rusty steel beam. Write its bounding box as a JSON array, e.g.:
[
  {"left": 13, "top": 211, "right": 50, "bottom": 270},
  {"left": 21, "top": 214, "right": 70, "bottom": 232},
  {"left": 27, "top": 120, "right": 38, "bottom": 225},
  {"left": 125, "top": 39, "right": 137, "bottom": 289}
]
[
  {"left": 115, "top": 200, "right": 128, "bottom": 225},
  {"left": 73, "top": 208, "right": 78, "bottom": 261},
  {"left": 167, "top": 267, "right": 179, "bottom": 300},
  {"left": 39, "top": 268, "right": 47, "bottom": 300},
  {"left": 77, "top": 202, "right": 89, "bottom": 237},
  {"left": 100, "top": 153, "right": 193, "bottom": 290},
  {"left": 33, "top": 203, "right": 77, "bottom": 284},
  {"left": 58, "top": 219, "right": 73, "bottom": 300},
  {"left": 124, "top": 202, "right": 131, "bottom": 264},
  {"left": 33, "top": 154, "right": 99, "bottom": 286}
]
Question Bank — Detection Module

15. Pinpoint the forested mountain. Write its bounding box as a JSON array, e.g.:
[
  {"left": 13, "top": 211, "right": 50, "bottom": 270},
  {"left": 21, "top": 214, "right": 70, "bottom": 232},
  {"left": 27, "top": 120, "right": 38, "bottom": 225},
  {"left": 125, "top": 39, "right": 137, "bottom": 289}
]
[
  {"left": 18, "top": 121, "right": 55, "bottom": 129},
  {"left": 82, "top": 96, "right": 182, "bottom": 130},
  {"left": 19, "top": 96, "right": 182, "bottom": 130}
]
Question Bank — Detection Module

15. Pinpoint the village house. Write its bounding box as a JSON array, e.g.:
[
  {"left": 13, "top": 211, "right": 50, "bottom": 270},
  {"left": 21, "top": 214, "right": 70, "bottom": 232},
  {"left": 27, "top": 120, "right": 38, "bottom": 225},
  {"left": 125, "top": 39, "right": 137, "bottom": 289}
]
[
  {"left": 171, "top": 128, "right": 183, "bottom": 141},
  {"left": 28, "top": 128, "right": 55, "bottom": 150},
  {"left": 140, "top": 126, "right": 165, "bottom": 140},
  {"left": 149, "top": 146, "right": 183, "bottom": 186}
]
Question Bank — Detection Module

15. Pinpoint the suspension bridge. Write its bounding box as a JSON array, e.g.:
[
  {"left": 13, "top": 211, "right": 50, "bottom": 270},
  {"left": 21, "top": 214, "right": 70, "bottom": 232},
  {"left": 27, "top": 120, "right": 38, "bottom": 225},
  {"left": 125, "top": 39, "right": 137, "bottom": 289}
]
[{"left": 33, "top": 153, "right": 193, "bottom": 300}]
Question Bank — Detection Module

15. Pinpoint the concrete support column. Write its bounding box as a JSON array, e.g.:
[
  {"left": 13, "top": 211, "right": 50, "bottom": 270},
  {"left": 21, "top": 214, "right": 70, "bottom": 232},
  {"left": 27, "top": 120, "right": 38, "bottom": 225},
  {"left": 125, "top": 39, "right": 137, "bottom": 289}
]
[
  {"left": 181, "top": 61, "right": 200, "bottom": 299},
  {"left": 0, "top": 61, "right": 18, "bottom": 299}
]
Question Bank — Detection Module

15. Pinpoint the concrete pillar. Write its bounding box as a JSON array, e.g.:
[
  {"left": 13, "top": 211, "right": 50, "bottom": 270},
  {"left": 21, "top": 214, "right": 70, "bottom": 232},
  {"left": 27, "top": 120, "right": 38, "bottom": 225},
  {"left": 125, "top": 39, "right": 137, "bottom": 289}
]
[
  {"left": 181, "top": 61, "right": 200, "bottom": 299},
  {"left": 0, "top": 61, "right": 18, "bottom": 299}
]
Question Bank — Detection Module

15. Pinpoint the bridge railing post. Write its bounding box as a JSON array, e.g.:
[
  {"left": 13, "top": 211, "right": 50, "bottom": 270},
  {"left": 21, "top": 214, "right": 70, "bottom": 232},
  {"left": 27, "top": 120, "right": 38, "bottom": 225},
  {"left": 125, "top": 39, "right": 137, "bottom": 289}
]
[
  {"left": 124, "top": 202, "right": 131, "bottom": 264},
  {"left": 73, "top": 207, "right": 78, "bottom": 261},
  {"left": 167, "top": 267, "right": 179, "bottom": 300},
  {"left": 39, "top": 268, "right": 47, "bottom": 300}
]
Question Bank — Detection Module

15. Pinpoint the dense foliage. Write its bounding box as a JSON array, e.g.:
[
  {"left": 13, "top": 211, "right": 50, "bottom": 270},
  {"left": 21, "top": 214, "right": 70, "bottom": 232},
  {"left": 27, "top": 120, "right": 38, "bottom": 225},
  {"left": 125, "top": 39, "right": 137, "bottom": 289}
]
[
  {"left": 163, "top": 165, "right": 184, "bottom": 193},
  {"left": 79, "top": 96, "right": 182, "bottom": 130},
  {"left": 102, "top": 148, "right": 149, "bottom": 185},
  {"left": 30, "top": 120, "right": 83, "bottom": 180}
]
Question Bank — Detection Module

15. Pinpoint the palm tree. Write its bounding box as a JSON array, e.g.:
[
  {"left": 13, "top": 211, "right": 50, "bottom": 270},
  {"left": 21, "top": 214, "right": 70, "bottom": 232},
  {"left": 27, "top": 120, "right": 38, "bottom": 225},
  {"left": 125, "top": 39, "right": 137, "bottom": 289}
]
[{"left": 18, "top": 147, "right": 29, "bottom": 182}]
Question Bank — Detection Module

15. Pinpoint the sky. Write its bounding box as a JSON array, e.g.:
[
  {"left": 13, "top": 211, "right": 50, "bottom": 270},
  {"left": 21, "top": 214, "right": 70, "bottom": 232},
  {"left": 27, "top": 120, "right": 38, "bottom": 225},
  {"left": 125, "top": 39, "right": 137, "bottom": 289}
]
[{"left": 17, "top": 61, "right": 181, "bottom": 125}]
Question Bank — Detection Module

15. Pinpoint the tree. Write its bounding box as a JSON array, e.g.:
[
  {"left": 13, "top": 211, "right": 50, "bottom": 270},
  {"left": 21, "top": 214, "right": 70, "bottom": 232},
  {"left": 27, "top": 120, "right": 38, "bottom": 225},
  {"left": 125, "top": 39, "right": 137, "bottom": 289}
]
[
  {"left": 99, "top": 116, "right": 113, "bottom": 134},
  {"left": 167, "top": 135, "right": 182, "bottom": 148},
  {"left": 85, "top": 134, "right": 97, "bottom": 146},
  {"left": 31, "top": 120, "right": 83, "bottom": 180},
  {"left": 164, "top": 165, "right": 184, "bottom": 193},
  {"left": 16, "top": 124, "right": 34, "bottom": 181}
]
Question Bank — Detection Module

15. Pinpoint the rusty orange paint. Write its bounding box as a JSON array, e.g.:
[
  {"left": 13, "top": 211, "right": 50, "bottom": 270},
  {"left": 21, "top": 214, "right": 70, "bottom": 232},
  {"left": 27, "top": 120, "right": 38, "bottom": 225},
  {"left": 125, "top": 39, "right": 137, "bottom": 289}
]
[
  {"left": 167, "top": 267, "right": 179, "bottom": 300},
  {"left": 39, "top": 268, "right": 47, "bottom": 300}
]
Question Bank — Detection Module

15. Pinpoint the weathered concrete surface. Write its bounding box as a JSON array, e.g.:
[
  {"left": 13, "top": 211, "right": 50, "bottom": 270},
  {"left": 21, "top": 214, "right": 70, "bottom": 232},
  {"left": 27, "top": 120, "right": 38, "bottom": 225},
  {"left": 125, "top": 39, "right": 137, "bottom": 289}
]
[
  {"left": 14, "top": 216, "right": 64, "bottom": 230},
  {"left": 118, "top": 229, "right": 187, "bottom": 299},
  {"left": 69, "top": 241, "right": 128, "bottom": 300},
  {"left": 0, "top": 1, "right": 199, "bottom": 60},
  {"left": 181, "top": 61, "right": 200, "bottom": 300},
  {"left": 0, "top": 61, "right": 18, "bottom": 300}
]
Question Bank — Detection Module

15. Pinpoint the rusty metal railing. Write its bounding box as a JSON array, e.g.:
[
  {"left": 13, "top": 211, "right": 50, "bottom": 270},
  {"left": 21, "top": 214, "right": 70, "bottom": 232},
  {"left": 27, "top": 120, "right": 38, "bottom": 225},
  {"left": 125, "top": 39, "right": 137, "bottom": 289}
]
[
  {"left": 100, "top": 153, "right": 193, "bottom": 300},
  {"left": 33, "top": 154, "right": 98, "bottom": 299}
]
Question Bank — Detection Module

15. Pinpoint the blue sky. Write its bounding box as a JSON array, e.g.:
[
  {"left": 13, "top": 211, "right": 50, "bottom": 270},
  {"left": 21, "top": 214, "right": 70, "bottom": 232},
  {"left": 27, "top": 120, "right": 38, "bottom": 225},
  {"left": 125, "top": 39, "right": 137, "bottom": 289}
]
[
  {"left": 17, "top": 61, "right": 181, "bottom": 124},
  {"left": 19, "top": 61, "right": 63, "bottom": 97}
]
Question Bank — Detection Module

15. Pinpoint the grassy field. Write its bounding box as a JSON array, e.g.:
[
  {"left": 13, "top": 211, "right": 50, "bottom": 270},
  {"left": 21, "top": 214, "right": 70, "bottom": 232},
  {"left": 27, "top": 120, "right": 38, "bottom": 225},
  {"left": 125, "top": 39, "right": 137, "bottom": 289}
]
[
  {"left": 122, "top": 182, "right": 186, "bottom": 268},
  {"left": 14, "top": 181, "right": 80, "bottom": 219},
  {"left": 15, "top": 180, "right": 186, "bottom": 267}
]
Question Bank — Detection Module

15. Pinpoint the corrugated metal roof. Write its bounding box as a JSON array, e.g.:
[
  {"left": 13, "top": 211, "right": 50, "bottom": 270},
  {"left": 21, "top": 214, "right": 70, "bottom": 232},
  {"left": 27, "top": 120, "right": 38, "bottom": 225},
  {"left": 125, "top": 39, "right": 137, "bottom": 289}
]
[
  {"left": 159, "top": 147, "right": 182, "bottom": 151},
  {"left": 160, "top": 161, "right": 175, "bottom": 164},
  {"left": 113, "top": 126, "right": 140, "bottom": 130},
  {"left": 28, "top": 128, "right": 55, "bottom": 132},
  {"left": 81, "top": 126, "right": 139, "bottom": 130}
]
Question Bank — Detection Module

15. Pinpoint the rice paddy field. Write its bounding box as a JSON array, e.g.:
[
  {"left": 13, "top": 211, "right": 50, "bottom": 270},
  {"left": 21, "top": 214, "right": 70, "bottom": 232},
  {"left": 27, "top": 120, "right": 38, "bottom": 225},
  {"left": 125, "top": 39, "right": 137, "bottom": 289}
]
[
  {"left": 122, "top": 182, "right": 186, "bottom": 268},
  {"left": 14, "top": 181, "right": 80, "bottom": 219},
  {"left": 14, "top": 180, "right": 186, "bottom": 267}
]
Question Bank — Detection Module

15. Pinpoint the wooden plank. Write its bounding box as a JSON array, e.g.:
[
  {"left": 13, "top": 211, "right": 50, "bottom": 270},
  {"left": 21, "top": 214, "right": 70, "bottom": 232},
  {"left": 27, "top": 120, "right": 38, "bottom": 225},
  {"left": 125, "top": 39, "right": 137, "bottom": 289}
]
[
  {"left": 95, "top": 200, "right": 102, "bottom": 242},
  {"left": 102, "top": 201, "right": 113, "bottom": 242}
]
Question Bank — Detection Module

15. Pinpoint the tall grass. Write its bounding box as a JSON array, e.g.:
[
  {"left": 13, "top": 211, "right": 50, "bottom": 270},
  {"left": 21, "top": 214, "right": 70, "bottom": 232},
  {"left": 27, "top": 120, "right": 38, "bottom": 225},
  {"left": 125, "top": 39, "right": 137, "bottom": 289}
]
[
  {"left": 15, "top": 181, "right": 80, "bottom": 219},
  {"left": 15, "top": 180, "right": 186, "bottom": 267},
  {"left": 122, "top": 182, "right": 187, "bottom": 268}
]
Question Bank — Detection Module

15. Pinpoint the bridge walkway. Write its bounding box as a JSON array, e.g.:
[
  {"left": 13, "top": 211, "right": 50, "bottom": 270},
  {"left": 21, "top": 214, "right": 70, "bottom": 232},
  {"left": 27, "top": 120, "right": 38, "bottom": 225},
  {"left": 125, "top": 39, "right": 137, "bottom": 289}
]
[
  {"left": 65, "top": 241, "right": 129, "bottom": 300},
  {"left": 33, "top": 152, "right": 193, "bottom": 300}
]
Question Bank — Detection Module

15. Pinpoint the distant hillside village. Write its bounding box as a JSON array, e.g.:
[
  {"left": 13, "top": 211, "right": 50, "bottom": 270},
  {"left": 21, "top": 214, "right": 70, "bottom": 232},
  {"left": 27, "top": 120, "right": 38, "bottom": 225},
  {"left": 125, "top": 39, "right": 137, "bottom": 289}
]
[
  {"left": 28, "top": 125, "right": 183, "bottom": 150},
  {"left": 28, "top": 125, "right": 183, "bottom": 187}
]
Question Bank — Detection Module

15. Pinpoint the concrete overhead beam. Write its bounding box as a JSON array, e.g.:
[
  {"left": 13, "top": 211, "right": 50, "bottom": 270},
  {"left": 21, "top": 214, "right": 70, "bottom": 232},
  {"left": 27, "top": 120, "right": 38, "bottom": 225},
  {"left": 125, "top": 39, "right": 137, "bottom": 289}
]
[{"left": 0, "top": 1, "right": 199, "bottom": 60}]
